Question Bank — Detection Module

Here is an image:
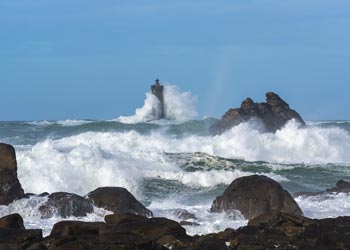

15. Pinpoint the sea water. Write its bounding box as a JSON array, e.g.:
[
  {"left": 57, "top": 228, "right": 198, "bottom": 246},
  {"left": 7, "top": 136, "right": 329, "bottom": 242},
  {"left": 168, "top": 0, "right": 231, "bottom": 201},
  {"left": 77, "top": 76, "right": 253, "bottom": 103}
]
[{"left": 0, "top": 85, "right": 350, "bottom": 236}]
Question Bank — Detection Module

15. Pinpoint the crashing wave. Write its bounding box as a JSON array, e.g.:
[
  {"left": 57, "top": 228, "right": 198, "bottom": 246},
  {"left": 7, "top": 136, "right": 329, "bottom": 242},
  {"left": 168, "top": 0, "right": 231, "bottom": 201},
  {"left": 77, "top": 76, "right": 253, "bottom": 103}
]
[{"left": 117, "top": 84, "right": 197, "bottom": 124}]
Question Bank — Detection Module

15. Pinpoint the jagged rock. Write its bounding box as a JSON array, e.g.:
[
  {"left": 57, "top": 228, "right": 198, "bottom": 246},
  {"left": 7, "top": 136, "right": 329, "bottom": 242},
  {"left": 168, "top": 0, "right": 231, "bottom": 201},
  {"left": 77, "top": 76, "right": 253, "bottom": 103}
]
[
  {"left": 0, "top": 143, "right": 24, "bottom": 205},
  {"left": 294, "top": 179, "right": 350, "bottom": 197},
  {"left": 209, "top": 92, "right": 305, "bottom": 135},
  {"left": 39, "top": 192, "right": 93, "bottom": 218},
  {"left": 0, "top": 214, "right": 43, "bottom": 250},
  {"left": 210, "top": 175, "right": 303, "bottom": 220},
  {"left": 87, "top": 187, "right": 153, "bottom": 217}
]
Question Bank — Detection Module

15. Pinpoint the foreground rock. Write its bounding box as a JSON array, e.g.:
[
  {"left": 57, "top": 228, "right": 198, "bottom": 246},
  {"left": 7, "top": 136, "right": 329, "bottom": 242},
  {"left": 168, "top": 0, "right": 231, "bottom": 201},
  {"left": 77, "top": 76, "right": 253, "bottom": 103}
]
[
  {"left": 39, "top": 192, "right": 94, "bottom": 218},
  {"left": 0, "top": 143, "right": 24, "bottom": 205},
  {"left": 218, "top": 211, "right": 350, "bottom": 250},
  {"left": 45, "top": 213, "right": 191, "bottom": 250},
  {"left": 209, "top": 92, "right": 305, "bottom": 135},
  {"left": 294, "top": 179, "right": 350, "bottom": 197},
  {"left": 211, "top": 175, "right": 303, "bottom": 219},
  {"left": 87, "top": 187, "right": 153, "bottom": 217},
  {"left": 0, "top": 213, "right": 43, "bottom": 250}
]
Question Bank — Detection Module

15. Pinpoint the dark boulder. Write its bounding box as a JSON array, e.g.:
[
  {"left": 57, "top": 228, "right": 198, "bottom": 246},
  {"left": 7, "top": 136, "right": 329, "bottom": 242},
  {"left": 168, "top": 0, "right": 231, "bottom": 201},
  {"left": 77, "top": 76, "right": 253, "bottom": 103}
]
[
  {"left": 99, "top": 214, "right": 189, "bottom": 243},
  {"left": 0, "top": 213, "right": 24, "bottom": 229},
  {"left": 0, "top": 143, "right": 24, "bottom": 205},
  {"left": 104, "top": 212, "right": 148, "bottom": 225},
  {"left": 193, "top": 236, "right": 228, "bottom": 250},
  {"left": 210, "top": 175, "right": 303, "bottom": 219},
  {"left": 209, "top": 92, "right": 305, "bottom": 135},
  {"left": 87, "top": 187, "right": 152, "bottom": 217},
  {"left": 0, "top": 214, "right": 43, "bottom": 250},
  {"left": 49, "top": 221, "right": 104, "bottom": 239},
  {"left": 39, "top": 192, "right": 93, "bottom": 218}
]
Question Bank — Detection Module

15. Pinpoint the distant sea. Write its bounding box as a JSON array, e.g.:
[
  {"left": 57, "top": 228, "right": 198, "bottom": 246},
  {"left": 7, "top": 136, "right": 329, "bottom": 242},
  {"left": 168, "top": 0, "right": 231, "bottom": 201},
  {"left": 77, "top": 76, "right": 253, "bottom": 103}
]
[{"left": 1, "top": 85, "right": 350, "bottom": 236}]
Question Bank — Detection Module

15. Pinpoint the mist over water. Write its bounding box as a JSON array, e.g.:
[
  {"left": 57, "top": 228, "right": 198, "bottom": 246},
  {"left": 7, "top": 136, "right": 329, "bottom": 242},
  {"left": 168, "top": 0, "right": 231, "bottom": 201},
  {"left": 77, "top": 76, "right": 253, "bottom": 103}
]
[{"left": 1, "top": 86, "right": 350, "bottom": 236}]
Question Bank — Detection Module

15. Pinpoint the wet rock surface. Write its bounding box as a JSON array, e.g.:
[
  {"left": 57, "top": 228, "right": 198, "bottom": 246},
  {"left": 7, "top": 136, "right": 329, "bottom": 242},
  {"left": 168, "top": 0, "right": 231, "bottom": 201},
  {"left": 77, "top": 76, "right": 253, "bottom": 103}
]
[
  {"left": 39, "top": 192, "right": 94, "bottom": 218},
  {"left": 0, "top": 143, "right": 24, "bottom": 205},
  {"left": 0, "top": 213, "right": 43, "bottom": 250},
  {"left": 87, "top": 186, "right": 153, "bottom": 217},
  {"left": 209, "top": 92, "right": 305, "bottom": 135},
  {"left": 210, "top": 175, "right": 303, "bottom": 220}
]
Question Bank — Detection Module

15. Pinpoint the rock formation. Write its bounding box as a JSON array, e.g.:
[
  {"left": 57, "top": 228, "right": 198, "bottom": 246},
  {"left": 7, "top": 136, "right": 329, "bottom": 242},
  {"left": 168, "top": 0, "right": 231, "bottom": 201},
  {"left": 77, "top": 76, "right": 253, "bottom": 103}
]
[
  {"left": 38, "top": 192, "right": 93, "bottom": 218},
  {"left": 0, "top": 213, "right": 43, "bottom": 250},
  {"left": 151, "top": 78, "right": 165, "bottom": 119},
  {"left": 0, "top": 143, "right": 24, "bottom": 205},
  {"left": 210, "top": 175, "right": 303, "bottom": 219},
  {"left": 87, "top": 186, "right": 153, "bottom": 217},
  {"left": 209, "top": 92, "right": 305, "bottom": 135},
  {"left": 294, "top": 179, "right": 350, "bottom": 197}
]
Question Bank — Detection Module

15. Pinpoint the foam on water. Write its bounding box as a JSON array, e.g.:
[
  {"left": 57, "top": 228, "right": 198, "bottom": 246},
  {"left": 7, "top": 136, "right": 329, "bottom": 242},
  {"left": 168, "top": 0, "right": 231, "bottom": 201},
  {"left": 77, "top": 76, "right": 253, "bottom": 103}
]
[
  {"left": 15, "top": 119, "right": 350, "bottom": 196},
  {"left": 149, "top": 199, "right": 248, "bottom": 236},
  {"left": 296, "top": 193, "right": 350, "bottom": 219},
  {"left": 117, "top": 84, "right": 197, "bottom": 123}
]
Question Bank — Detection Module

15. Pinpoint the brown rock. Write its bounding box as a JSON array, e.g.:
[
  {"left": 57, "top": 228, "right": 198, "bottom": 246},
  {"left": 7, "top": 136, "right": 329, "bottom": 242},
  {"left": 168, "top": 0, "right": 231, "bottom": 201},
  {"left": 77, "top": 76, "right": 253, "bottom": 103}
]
[
  {"left": 0, "top": 143, "right": 24, "bottom": 205},
  {"left": 0, "top": 213, "right": 24, "bottom": 229},
  {"left": 210, "top": 175, "right": 303, "bottom": 220},
  {"left": 209, "top": 92, "right": 305, "bottom": 135},
  {"left": 0, "top": 214, "right": 43, "bottom": 250},
  {"left": 87, "top": 187, "right": 153, "bottom": 217}
]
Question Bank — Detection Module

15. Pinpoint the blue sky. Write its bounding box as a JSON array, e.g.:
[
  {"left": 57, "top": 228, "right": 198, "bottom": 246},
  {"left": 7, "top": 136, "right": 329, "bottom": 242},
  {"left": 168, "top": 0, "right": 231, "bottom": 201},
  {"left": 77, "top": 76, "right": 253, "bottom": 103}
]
[{"left": 1, "top": 0, "right": 349, "bottom": 121}]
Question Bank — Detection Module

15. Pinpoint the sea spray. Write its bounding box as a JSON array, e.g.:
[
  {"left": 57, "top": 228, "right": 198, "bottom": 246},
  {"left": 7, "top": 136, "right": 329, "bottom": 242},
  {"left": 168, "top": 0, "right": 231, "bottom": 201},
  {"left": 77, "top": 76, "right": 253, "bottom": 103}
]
[{"left": 117, "top": 84, "right": 197, "bottom": 123}]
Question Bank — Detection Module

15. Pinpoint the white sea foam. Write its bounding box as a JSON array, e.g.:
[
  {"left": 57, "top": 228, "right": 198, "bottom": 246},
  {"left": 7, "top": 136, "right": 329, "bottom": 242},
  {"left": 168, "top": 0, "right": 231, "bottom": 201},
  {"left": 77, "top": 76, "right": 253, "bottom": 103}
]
[
  {"left": 0, "top": 196, "right": 111, "bottom": 236},
  {"left": 149, "top": 199, "right": 247, "bottom": 236},
  {"left": 15, "top": 119, "right": 350, "bottom": 196},
  {"left": 26, "top": 120, "right": 93, "bottom": 127},
  {"left": 117, "top": 84, "right": 197, "bottom": 123},
  {"left": 296, "top": 192, "right": 350, "bottom": 219}
]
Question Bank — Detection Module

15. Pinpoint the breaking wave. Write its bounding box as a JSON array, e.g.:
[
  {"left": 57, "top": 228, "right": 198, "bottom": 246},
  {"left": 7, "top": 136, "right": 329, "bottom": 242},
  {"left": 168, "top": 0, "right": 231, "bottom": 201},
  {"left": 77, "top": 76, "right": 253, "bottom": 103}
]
[{"left": 117, "top": 84, "right": 197, "bottom": 123}]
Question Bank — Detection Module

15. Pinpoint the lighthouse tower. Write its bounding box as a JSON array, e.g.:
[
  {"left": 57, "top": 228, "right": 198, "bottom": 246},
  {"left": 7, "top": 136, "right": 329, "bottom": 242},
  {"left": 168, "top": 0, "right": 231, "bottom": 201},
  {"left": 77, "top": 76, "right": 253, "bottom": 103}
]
[{"left": 151, "top": 79, "right": 165, "bottom": 119}]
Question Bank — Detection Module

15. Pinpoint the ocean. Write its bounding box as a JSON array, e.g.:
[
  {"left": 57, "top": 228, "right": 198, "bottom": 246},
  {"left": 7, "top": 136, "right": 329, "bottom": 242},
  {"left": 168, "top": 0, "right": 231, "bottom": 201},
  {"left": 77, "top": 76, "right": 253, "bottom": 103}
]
[{"left": 0, "top": 85, "right": 350, "bottom": 236}]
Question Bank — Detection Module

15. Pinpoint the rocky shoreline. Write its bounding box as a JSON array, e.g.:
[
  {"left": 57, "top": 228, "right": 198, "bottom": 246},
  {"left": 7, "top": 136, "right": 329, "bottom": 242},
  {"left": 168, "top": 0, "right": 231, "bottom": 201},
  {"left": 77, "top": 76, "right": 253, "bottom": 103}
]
[{"left": 1, "top": 142, "right": 350, "bottom": 249}]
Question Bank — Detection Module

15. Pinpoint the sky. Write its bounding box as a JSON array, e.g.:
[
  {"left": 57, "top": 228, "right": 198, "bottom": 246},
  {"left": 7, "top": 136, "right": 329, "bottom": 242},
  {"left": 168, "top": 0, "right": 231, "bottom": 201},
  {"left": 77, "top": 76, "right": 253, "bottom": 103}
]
[{"left": 0, "top": 0, "right": 349, "bottom": 121}]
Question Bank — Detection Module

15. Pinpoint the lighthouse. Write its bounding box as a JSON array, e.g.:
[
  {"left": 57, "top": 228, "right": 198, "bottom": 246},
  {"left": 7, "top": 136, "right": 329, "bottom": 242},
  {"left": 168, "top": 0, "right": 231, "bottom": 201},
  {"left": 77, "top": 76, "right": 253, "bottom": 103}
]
[{"left": 151, "top": 79, "right": 165, "bottom": 119}]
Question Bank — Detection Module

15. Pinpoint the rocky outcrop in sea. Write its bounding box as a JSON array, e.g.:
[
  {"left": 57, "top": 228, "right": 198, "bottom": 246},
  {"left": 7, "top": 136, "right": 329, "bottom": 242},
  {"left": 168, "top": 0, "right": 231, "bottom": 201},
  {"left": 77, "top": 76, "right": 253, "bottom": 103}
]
[{"left": 209, "top": 92, "right": 305, "bottom": 135}]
